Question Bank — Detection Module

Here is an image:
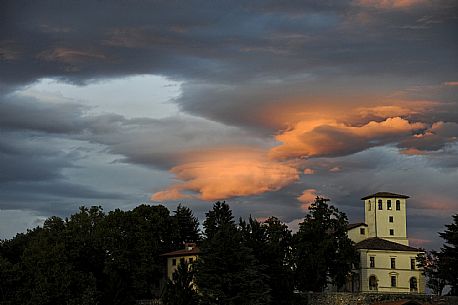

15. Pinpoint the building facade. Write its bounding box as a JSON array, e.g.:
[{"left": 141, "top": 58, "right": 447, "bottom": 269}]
[
  {"left": 161, "top": 243, "right": 199, "bottom": 280},
  {"left": 347, "top": 192, "right": 425, "bottom": 293}
]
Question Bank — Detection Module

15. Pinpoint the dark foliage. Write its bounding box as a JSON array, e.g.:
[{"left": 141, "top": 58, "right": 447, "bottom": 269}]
[
  {"left": 293, "top": 197, "right": 357, "bottom": 292},
  {"left": 438, "top": 214, "right": 458, "bottom": 295},
  {"left": 417, "top": 250, "right": 447, "bottom": 295},
  {"left": 0, "top": 204, "right": 197, "bottom": 305},
  {"left": 240, "top": 216, "right": 294, "bottom": 305},
  {"left": 195, "top": 202, "right": 271, "bottom": 305},
  {"left": 162, "top": 262, "right": 198, "bottom": 305}
]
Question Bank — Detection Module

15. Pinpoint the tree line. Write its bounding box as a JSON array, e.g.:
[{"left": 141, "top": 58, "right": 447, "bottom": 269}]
[{"left": 0, "top": 198, "right": 457, "bottom": 305}]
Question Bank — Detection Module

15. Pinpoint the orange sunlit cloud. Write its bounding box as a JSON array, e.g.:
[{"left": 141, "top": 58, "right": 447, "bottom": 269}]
[
  {"left": 270, "top": 117, "right": 426, "bottom": 159},
  {"left": 151, "top": 149, "right": 299, "bottom": 201},
  {"left": 297, "top": 189, "right": 322, "bottom": 210},
  {"left": 303, "top": 168, "right": 315, "bottom": 175}
]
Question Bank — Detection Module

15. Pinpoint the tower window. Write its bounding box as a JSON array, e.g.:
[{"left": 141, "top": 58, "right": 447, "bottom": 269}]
[
  {"left": 396, "top": 200, "right": 401, "bottom": 210},
  {"left": 370, "top": 256, "right": 375, "bottom": 268},
  {"left": 390, "top": 229, "right": 394, "bottom": 235},
  {"left": 387, "top": 200, "right": 392, "bottom": 210},
  {"left": 360, "top": 228, "right": 365, "bottom": 235},
  {"left": 368, "top": 201, "right": 371, "bottom": 211},
  {"left": 391, "top": 258, "right": 396, "bottom": 269},
  {"left": 172, "top": 258, "right": 176, "bottom": 266},
  {"left": 411, "top": 258, "right": 416, "bottom": 270},
  {"left": 391, "top": 275, "right": 397, "bottom": 287},
  {"left": 389, "top": 216, "right": 393, "bottom": 223},
  {"left": 378, "top": 199, "right": 383, "bottom": 210}
]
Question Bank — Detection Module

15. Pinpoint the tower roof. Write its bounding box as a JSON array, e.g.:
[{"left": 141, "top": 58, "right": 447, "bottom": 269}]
[{"left": 361, "top": 192, "right": 409, "bottom": 200}]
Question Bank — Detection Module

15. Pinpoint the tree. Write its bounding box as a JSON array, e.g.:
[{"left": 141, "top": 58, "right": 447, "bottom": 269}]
[
  {"left": 439, "top": 214, "right": 458, "bottom": 295},
  {"left": 240, "top": 216, "right": 294, "bottom": 305},
  {"left": 162, "top": 262, "right": 198, "bottom": 305},
  {"left": 195, "top": 202, "right": 270, "bottom": 305},
  {"left": 173, "top": 204, "right": 200, "bottom": 244},
  {"left": 417, "top": 250, "right": 446, "bottom": 295},
  {"left": 293, "top": 197, "right": 357, "bottom": 292}
]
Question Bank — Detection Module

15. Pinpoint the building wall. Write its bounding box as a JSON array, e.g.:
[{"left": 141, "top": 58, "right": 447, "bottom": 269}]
[
  {"left": 166, "top": 254, "right": 198, "bottom": 280},
  {"left": 364, "top": 197, "right": 408, "bottom": 246},
  {"left": 358, "top": 249, "right": 425, "bottom": 293},
  {"left": 347, "top": 226, "right": 368, "bottom": 244}
]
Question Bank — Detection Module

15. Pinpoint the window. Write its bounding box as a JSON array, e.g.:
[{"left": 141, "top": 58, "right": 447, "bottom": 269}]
[
  {"left": 387, "top": 200, "right": 392, "bottom": 210},
  {"left": 396, "top": 200, "right": 401, "bottom": 210},
  {"left": 378, "top": 199, "right": 383, "bottom": 210},
  {"left": 370, "top": 256, "right": 375, "bottom": 268},
  {"left": 360, "top": 228, "right": 365, "bottom": 235},
  {"left": 390, "top": 229, "right": 394, "bottom": 236},
  {"left": 172, "top": 258, "right": 176, "bottom": 266},
  {"left": 369, "top": 276, "right": 378, "bottom": 291},
  {"left": 189, "top": 257, "right": 194, "bottom": 263},
  {"left": 389, "top": 216, "right": 394, "bottom": 223},
  {"left": 180, "top": 258, "right": 185, "bottom": 264},
  {"left": 368, "top": 201, "right": 371, "bottom": 211},
  {"left": 391, "top": 258, "right": 396, "bottom": 269},
  {"left": 410, "top": 277, "right": 418, "bottom": 292},
  {"left": 411, "top": 258, "right": 416, "bottom": 270},
  {"left": 391, "top": 275, "right": 397, "bottom": 287}
]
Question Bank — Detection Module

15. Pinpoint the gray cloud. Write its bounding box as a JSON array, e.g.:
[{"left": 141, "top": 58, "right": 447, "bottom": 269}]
[{"left": 1, "top": 0, "right": 457, "bottom": 246}]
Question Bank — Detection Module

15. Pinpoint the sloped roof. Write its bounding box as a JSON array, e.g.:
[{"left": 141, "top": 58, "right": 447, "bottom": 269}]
[
  {"left": 361, "top": 192, "right": 410, "bottom": 200},
  {"left": 347, "top": 222, "right": 368, "bottom": 230},
  {"left": 161, "top": 246, "right": 200, "bottom": 257},
  {"left": 355, "top": 237, "right": 420, "bottom": 252}
]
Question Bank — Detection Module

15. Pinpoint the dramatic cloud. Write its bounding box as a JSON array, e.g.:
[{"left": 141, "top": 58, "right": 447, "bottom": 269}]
[
  {"left": 271, "top": 117, "right": 426, "bottom": 159},
  {"left": 297, "top": 188, "right": 320, "bottom": 210},
  {"left": 1, "top": 0, "right": 457, "bottom": 248},
  {"left": 152, "top": 149, "right": 299, "bottom": 201}
]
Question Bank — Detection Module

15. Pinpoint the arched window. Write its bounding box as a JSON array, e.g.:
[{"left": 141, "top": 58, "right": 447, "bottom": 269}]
[
  {"left": 410, "top": 277, "right": 418, "bottom": 292},
  {"left": 369, "top": 275, "right": 378, "bottom": 291},
  {"left": 396, "top": 200, "right": 401, "bottom": 210},
  {"left": 378, "top": 199, "right": 383, "bottom": 210},
  {"left": 387, "top": 199, "right": 392, "bottom": 210}
]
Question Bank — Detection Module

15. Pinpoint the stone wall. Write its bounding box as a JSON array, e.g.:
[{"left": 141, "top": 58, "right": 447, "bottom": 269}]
[
  {"left": 298, "top": 292, "right": 458, "bottom": 305},
  {"left": 136, "top": 294, "right": 458, "bottom": 305}
]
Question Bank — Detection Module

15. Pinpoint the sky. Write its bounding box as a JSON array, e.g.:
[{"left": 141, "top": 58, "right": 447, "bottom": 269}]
[{"left": 0, "top": 0, "right": 457, "bottom": 250}]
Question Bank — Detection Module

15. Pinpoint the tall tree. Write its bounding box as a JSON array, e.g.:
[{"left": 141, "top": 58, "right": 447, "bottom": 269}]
[
  {"left": 162, "top": 262, "right": 198, "bottom": 305},
  {"left": 417, "top": 250, "right": 446, "bottom": 295},
  {"left": 173, "top": 204, "right": 200, "bottom": 244},
  {"left": 240, "top": 216, "right": 294, "bottom": 305},
  {"left": 438, "top": 214, "right": 458, "bottom": 295},
  {"left": 195, "top": 202, "right": 270, "bottom": 305},
  {"left": 294, "top": 197, "right": 357, "bottom": 292}
]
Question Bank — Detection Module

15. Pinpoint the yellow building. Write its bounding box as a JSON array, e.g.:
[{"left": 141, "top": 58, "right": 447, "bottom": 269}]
[
  {"left": 347, "top": 192, "right": 425, "bottom": 293},
  {"left": 161, "top": 243, "right": 199, "bottom": 280}
]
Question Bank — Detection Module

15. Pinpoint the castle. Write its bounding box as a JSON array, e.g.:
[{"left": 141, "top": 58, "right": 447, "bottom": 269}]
[{"left": 346, "top": 192, "right": 425, "bottom": 293}]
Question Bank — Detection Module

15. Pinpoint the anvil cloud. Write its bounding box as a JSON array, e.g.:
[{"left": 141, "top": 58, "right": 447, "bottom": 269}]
[{"left": 1, "top": 0, "right": 457, "bottom": 249}]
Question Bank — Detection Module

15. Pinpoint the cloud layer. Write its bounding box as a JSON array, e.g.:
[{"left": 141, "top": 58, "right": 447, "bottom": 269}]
[{"left": 1, "top": 0, "right": 457, "bottom": 249}]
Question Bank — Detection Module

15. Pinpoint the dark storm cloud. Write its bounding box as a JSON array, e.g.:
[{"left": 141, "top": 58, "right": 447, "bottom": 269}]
[
  {"left": 1, "top": 0, "right": 456, "bottom": 86},
  {"left": 1, "top": 0, "right": 457, "bottom": 244}
]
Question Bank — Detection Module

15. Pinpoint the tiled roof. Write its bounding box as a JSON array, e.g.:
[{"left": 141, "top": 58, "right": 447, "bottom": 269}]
[
  {"left": 355, "top": 237, "right": 420, "bottom": 252},
  {"left": 347, "top": 222, "right": 368, "bottom": 230},
  {"left": 361, "top": 192, "right": 410, "bottom": 200},
  {"left": 161, "top": 246, "right": 200, "bottom": 257}
]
